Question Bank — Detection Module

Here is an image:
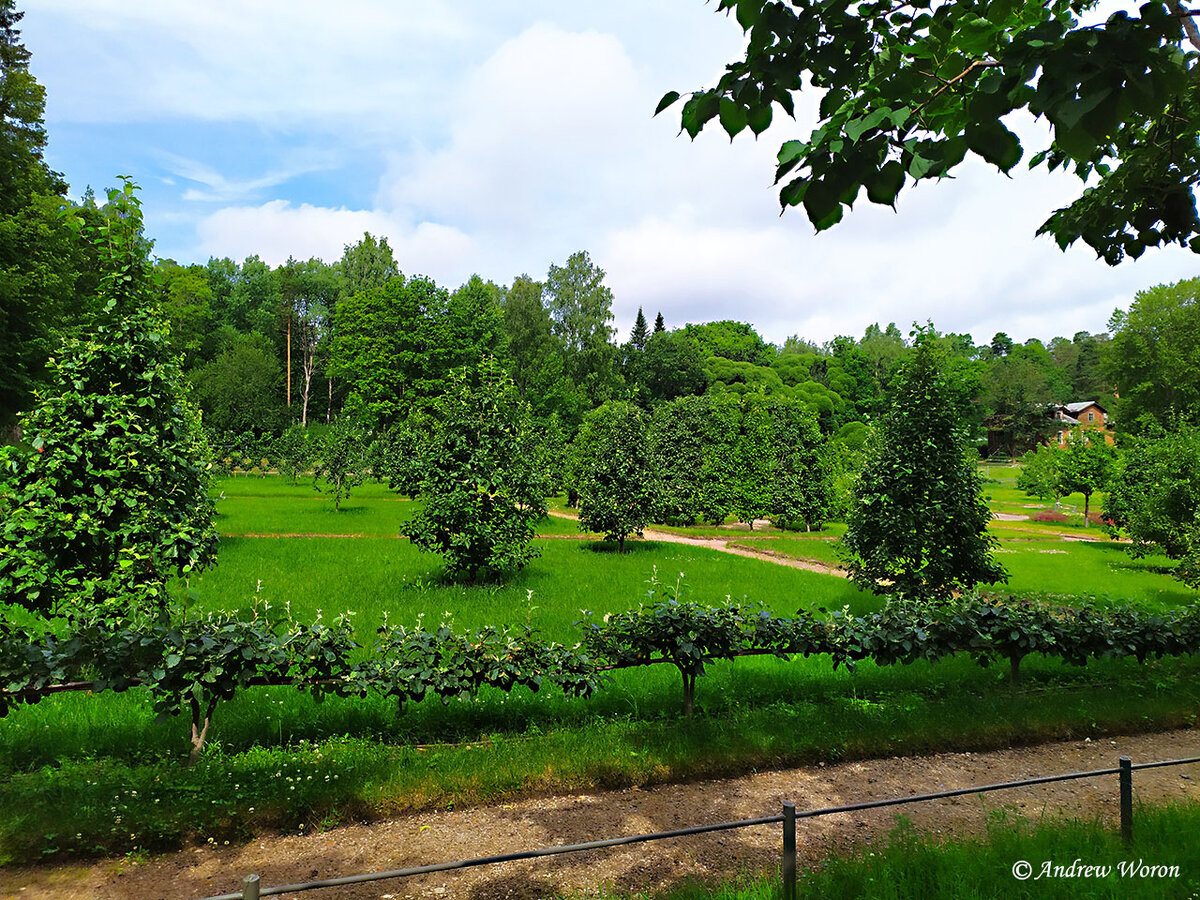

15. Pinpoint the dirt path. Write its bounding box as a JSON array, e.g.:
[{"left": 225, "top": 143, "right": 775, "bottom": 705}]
[
  {"left": 6, "top": 728, "right": 1198, "bottom": 900},
  {"left": 546, "top": 511, "right": 847, "bottom": 578}
]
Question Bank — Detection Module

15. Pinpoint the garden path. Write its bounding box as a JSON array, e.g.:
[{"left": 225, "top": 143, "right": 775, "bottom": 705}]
[{"left": 6, "top": 727, "right": 1198, "bottom": 899}]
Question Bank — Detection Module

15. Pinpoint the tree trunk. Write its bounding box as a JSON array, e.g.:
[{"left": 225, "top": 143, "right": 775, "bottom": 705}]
[
  {"left": 681, "top": 671, "right": 696, "bottom": 717},
  {"left": 187, "top": 696, "right": 218, "bottom": 765},
  {"left": 326, "top": 377, "right": 333, "bottom": 423},
  {"left": 1083, "top": 492, "right": 1091, "bottom": 525},
  {"left": 618, "top": 535, "right": 625, "bottom": 553},
  {"left": 286, "top": 315, "right": 292, "bottom": 408},
  {"left": 1009, "top": 654, "right": 1022, "bottom": 686}
]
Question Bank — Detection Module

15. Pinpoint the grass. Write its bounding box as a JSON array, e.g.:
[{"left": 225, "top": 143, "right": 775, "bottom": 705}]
[
  {"left": 3, "top": 652, "right": 1199, "bottom": 864},
  {"left": 3, "top": 474, "right": 1199, "bottom": 864},
  {"left": 574, "top": 802, "right": 1200, "bottom": 898}
]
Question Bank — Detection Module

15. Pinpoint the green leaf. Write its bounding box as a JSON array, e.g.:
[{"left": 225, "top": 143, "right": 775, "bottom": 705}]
[
  {"left": 736, "top": 0, "right": 763, "bottom": 30},
  {"left": 866, "top": 160, "right": 906, "bottom": 206},
  {"left": 965, "top": 121, "right": 1022, "bottom": 171},
  {"left": 747, "top": 104, "right": 772, "bottom": 135},
  {"left": 655, "top": 91, "right": 681, "bottom": 116},
  {"left": 719, "top": 97, "right": 749, "bottom": 139}
]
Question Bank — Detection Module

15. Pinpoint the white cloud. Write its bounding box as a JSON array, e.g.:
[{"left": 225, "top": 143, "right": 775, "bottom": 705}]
[{"left": 192, "top": 201, "right": 475, "bottom": 280}]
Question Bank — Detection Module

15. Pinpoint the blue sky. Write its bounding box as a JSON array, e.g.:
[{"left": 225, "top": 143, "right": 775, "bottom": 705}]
[{"left": 21, "top": 0, "right": 1200, "bottom": 345}]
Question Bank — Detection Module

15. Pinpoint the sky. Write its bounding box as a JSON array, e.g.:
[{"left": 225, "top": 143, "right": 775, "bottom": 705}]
[{"left": 20, "top": 0, "right": 1200, "bottom": 347}]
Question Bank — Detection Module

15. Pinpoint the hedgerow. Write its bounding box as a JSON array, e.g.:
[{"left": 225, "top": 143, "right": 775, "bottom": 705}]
[{"left": 2, "top": 589, "right": 1198, "bottom": 762}]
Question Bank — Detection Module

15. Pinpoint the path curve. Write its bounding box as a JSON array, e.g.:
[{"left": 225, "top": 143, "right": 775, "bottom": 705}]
[{"left": 546, "top": 511, "right": 847, "bottom": 578}]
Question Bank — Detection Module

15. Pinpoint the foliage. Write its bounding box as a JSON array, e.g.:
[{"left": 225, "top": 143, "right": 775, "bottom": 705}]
[
  {"left": 1056, "top": 427, "right": 1115, "bottom": 521},
  {"left": 274, "top": 423, "right": 310, "bottom": 485},
  {"left": 544, "top": 250, "right": 617, "bottom": 406},
  {"left": 0, "top": 0, "right": 83, "bottom": 424},
  {"left": 0, "top": 181, "right": 217, "bottom": 616},
  {"left": 311, "top": 417, "right": 369, "bottom": 512},
  {"left": 571, "top": 401, "right": 658, "bottom": 551},
  {"left": 1016, "top": 444, "right": 1063, "bottom": 501},
  {"left": 329, "top": 275, "right": 445, "bottom": 430},
  {"left": 1105, "top": 426, "right": 1200, "bottom": 586},
  {"left": 769, "top": 397, "right": 832, "bottom": 530},
  {"left": 187, "top": 331, "right": 286, "bottom": 434},
  {"left": 1106, "top": 276, "right": 1200, "bottom": 431},
  {"left": 662, "top": 0, "right": 1200, "bottom": 263},
  {"left": 579, "top": 569, "right": 828, "bottom": 715},
  {"left": 841, "top": 332, "right": 1006, "bottom": 600},
  {"left": 401, "top": 360, "right": 550, "bottom": 580}
]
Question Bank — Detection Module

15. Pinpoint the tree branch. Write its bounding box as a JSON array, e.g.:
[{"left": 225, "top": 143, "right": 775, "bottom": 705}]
[{"left": 1169, "top": 0, "right": 1200, "bottom": 52}]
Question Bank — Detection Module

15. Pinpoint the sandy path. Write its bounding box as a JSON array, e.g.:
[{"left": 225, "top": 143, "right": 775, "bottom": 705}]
[
  {"left": 546, "top": 511, "right": 846, "bottom": 578},
  {"left": 4, "top": 728, "right": 1197, "bottom": 900}
]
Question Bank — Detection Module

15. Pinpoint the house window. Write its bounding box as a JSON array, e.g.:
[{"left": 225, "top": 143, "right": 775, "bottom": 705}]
[{"left": 1088, "top": 411, "right": 1094, "bottom": 422}]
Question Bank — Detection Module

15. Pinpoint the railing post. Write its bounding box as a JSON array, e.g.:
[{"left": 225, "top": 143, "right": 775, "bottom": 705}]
[
  {"left": 1119, "top": 756, "right": 1133, "bottom": 846},
  {"left": 242, "top": 873, "right": 261, "bottom": 900},
  {"left": 782, "top": 801, "right": 796, "bottom": 900}
]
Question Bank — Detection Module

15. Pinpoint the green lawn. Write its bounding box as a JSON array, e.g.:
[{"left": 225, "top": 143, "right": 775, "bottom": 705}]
[{"left": 3, "top": 474, "right": 1199, "bottom": 864}]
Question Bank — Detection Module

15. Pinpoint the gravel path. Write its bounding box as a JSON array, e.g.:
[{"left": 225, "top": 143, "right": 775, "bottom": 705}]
[{"left": 5, "top": 728, "right": 1198, "bottom": 900}]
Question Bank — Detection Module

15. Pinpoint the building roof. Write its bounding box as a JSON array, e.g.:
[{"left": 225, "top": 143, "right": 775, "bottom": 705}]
[{"left": 1063, "top": 400, "right": 1105, "bottom": 414}]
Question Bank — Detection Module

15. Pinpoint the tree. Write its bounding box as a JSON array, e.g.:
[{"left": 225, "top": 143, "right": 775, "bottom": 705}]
[
  {"left": 841, "top": 332, "right": 1006, "bottom": 600},
  {"left": 642, "top": 329, "right": 707, "bottom": 402},
  {"left": 500, "top": 274, "right": 585, "bottom": 429},
  {"left": 732, "top": 396, "right": 774, "bottom": 527},
  {"left": 1105, "top": 426, "right": 1200, "bottom": 586},
  {"left": 571, "top": 402, "right": 657, "bottom": 551},
  {"left": 402, "top": 360, "right": 549, "bottom": 580},
  {"left": 1017, "top": 444, "right": 1064, "bottom": 503},
  {"left": 330, "top": 275, "right": 448, "bottom": 430},
  {"left": 661, "top": 0, "right": 1200, "bottom": 263},
  {"left": 1106, "top": 277, "right": 1200, "bottom": 431},
  {"left": 630, "top": 307, "right": 649, "bottom": 352},
  {"left": 338, "top": 232, "right": 399, "bottom": 296},
  {"left": 311, "top": 417, "right": 369, "bottom": 512},
  {"left": 545, "top": 251, "right": 617, "bottom": 406},
  {"left": 277, "top": 257, "right": 338, "bottom": 426},
  {"left": 682, "top": 320, "right": 772, "bottom": 366},
  {"left": 188, "top": 332, "right": 286, "bottom": 435},
  {"left": 989, "top": 333, "right": 1014, "bottom": 359},
  {"left": 1058, "top": 428, "right": 1115, "bottom": 522},
  {"left": 653, "top": 311, "right": 666, "bottom": 334},
  {"left": 769, "top": 397, "right": 832, "bottom": 531},
  {"left": 0, "top": 0, "right": 83, "bottom": 426},
  {"left": 0, "top": 181, "right": 217, "bottom": 616}
]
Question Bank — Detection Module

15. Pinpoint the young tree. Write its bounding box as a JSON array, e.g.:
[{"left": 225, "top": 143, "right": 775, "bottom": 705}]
[
  {"left": 0, "top": 181, "right": 218, "bottom": 616},
  {"left": 311, "top": 417, "right": 369, "bottom": 512},
  {"left": 1017, "top": 444, "right": 1064, "bottom": 503},
  {"left": 841, "top": 332, "right": 1006, "bottom": 600},
  {"left": 571, "top": 402, "right": 657, "bottom": 551},
  {"left": 1058, "top": 428, "right": 1115, "bottom": 523},
  {"left": 402, "top": 359, "right": 549, "bottom": 580},
  {"left": 662, "top": 0, "right": 1200, "bottom": 263},
  {"left": 1105, "top": 426, "right": 1200, "bottom": 586}
]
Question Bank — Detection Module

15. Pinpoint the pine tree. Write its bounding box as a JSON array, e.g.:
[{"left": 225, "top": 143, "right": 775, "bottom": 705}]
[
  {"left": 630, "top": 307, "right": 649, "bottom": 351},
  {"left": 840, "top": 331, "right": 1006, "bottom": 600},
  {"left": 653, "top": 311, "right": 666, "bottom": 334},
  {"left": 0, "top": 0, "right": 80, "bottom": 425}
]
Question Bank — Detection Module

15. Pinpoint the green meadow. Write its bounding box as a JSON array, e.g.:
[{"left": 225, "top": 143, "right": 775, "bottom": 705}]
[{"left": 1, "top": 474, "right": 1197, "bottom": 863}]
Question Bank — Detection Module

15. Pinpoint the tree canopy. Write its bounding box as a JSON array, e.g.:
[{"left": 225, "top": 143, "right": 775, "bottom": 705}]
[{"left": 661, "top": 0, "right": 1200, "bottom": 264}]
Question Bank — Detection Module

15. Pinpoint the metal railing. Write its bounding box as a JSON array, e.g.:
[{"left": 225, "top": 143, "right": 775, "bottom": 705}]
[{"left": 203, "top": 753, "right": 1200, "bottom": 900}]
